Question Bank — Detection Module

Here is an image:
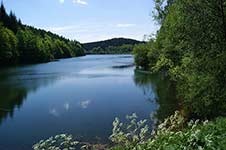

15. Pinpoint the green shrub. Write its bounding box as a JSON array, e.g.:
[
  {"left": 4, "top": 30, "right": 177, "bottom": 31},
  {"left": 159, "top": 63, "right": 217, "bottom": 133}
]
[{"left": 110, "top": 112, "right": 226, "bottom": 150}]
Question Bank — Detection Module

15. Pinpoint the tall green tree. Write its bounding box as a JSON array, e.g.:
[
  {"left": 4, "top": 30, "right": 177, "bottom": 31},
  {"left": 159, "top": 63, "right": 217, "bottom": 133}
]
[
  {"left": 153, "top": 0, "right": 175, "bottom": 24},
  {"left": 0, "top": 23, "right": 18, "bottom": 65}
]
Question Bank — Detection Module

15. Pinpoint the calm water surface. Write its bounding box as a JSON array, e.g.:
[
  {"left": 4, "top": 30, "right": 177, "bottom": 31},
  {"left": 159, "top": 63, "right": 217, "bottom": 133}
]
[{"left": 0, "top": 55, "right": 177, "bottom": 150}]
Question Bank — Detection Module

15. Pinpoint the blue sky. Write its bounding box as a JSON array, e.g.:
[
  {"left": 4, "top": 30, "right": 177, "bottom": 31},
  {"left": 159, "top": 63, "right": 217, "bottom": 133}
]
[{"left": 3, "top": 0, "right": 159, "bottom": 43}]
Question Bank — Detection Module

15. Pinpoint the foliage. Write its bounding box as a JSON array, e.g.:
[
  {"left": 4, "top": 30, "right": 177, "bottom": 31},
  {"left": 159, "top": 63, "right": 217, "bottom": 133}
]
[
  {"left": 0, "top": 3, "right": 85, "bottom": 66},
  {"left": 33, "top": 134, "right": 79, "bottom": 150},
  {"left": 133, "top": 44, "right": 151, "bottom": 69},
  {"left": 88, "top": 44, "right": 135, "bottom": 54},
  {"left": 133, "top": 0, "right": 226, "bottom": 118},
  {"left": 33, "top": 134, "right": 107, "bottom": 150},
  {"left": 83, "top": 38, "right": 144, "bottom": 54},
  {"left": 153, "top": 0, "right": 175, "bottom": 24},
  {"left": 140, "top": 116, "right": 226, "bottom": 150},
  {"left": 109, "top": 113, "right": 149, "bottom": 149},
  {"left": 110, "top": 112, "right": 226, "bottom": 150},
  {"left": 0, "top": 23, "right": 18, "bottom": 64}
]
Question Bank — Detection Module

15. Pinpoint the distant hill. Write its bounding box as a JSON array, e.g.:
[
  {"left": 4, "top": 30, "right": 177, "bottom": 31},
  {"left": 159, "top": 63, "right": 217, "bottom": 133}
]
[{"left": 83, "top": 38, "right": 144, "bottom": 54}]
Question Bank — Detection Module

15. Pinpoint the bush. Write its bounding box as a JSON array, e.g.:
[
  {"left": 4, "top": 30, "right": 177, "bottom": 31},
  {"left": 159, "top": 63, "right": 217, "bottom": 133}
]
[
  {"left": 133, "top": 44, "right": 151, "bottom": 70},
  {"left": 110, "top": 112, "right": 226, "bottom": 150}
]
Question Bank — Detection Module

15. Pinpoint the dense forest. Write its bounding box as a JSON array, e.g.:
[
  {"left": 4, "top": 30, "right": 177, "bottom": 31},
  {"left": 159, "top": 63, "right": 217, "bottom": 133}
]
[
  {"left": 0, "top": 3, "right": 85, "bottom": 66},
  {"left": 83, "top": 38, "right": 144, "bottom": 54}
]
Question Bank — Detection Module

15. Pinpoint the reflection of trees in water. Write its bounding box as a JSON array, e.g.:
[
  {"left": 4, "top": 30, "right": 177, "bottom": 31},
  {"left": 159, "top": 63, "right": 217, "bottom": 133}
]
[
  {"left": 133, "top": 70, "right": 178, "bottom": 122},
  {"left": 0, "top": 68, "right": 59, "bottom": 126},
  {"left": 0, "top": 87, "right": 27, "bottom": 125},
  {"left": 133, "top": 70, "right": 158, "bottom": 103}
]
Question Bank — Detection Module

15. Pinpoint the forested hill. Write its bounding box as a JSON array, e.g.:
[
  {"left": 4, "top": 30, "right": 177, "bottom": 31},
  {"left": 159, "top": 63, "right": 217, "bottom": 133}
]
[
  {"left": 83, "top": 38, "right": 144, "bottom": 54},
  {"left": 0, "top": 3, "right": 85, "bottom": 66}
]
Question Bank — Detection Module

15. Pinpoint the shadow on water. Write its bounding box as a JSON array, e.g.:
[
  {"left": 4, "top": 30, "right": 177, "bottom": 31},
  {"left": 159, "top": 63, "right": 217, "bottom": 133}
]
[
  {"left": 133, "top": 70, "right": 178, "bottom": 122},
  {"left": 0, "top": 87, "right": 27, "bottom": 125},
  {"left": 0, "top": 66, "right": 59, "bottom": 126}
]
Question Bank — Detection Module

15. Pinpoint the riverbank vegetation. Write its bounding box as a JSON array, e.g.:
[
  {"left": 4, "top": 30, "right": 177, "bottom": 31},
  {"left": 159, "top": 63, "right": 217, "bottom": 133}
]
[
  {"left": 33, "top": 112, "right": 226, "bottom": 150},
  {"left": 110, "top": 112, "right": 226, "bottom": 150},
  {"left": 128, "top": 0, "right": 226, "bottom": 148},
  {"left": 0, "top": 3, "right": 85, "bottom": 66},
  {"left": 134, "top": 0, "right": 226, "bottom": 119}
]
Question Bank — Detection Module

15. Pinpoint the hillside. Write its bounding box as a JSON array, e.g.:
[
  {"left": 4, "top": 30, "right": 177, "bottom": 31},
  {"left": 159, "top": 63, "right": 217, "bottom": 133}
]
[
  {"left": 83, "top": 38, "right": 144, "bottom": 54},
  {"left": 0, "top": 3, "right": 85, "bottom": 66}
]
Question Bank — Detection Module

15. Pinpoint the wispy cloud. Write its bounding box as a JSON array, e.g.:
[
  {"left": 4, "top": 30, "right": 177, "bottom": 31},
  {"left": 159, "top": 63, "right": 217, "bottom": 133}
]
[
  {"left": 45, "top": 25, "right": 92, "bottom": 34},
  {"left": 73, "top": 0, "right": 88, "bottom": 5},
  {"left": 59, "top": 0, "right": 65, "bottom": 4},
  {"left": 116, "top": 24, "right": 136, "bottom": 28},
  {"left": 47, "top": 25, "right": 76, "bottom": 32},
  {"left": 41, "top": 21, "right": 158, "bottom": 43}
]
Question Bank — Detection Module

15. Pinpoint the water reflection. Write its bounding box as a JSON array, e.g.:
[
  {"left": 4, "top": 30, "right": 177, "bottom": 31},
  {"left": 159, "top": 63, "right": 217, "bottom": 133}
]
[
  {"left": 64, "top": 102, "right": 70, "bottom": 111},
  {"left": 0, "top": 55, "right": 178, "bottom": 149},
  {"left": 79, "top": 100, "right": 92, "bottom": 109},
  {"left": 0, "top": 58, "right": 178, "bottom": 127},
  {"left": 0, "top": 55, "right": 133, "bottom": 128},
  {"left": 133, "top": 70, "right": 178, "bottom": 122},
  {"left": 0, "top": 87, "right": 27, "bottom": 125},
  {"left": 49, "top": 108, "right": 60, "bottom": 117},
  {"left": 0, "top": 66, "right": 59, "bottom": 125}
]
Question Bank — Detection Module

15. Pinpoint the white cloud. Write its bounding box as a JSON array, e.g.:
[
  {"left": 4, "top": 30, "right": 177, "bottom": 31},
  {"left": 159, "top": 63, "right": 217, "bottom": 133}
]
[
  {"left": 116, "top": 24, "right": 136, "bottom": 28},
  {"left": 59, "top": 0, "right": 65, "bottom": 4},
  {"left": 73, "top": 0, "right": 88, "bottom": 5}
]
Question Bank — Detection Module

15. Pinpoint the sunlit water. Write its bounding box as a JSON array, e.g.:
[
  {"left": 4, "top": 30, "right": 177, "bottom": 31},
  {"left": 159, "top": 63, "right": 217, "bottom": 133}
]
[{"left": 0, "top": 55, "right": 177, "bottom": 150}]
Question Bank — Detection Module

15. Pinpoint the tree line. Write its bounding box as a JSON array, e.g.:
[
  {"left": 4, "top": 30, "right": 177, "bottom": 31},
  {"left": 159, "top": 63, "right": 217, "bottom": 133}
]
[
  {"left": 87, "top": 44, "right": 135, "bottom": 54},
  {"left": 0, "top": 3, "right": 85, "bottom": 66},
  {"left": 83, "top": 38, "right": 144, "bottom": 54},
  {"left": 133, "top": 0, "right": 226, "bottom": 119}
]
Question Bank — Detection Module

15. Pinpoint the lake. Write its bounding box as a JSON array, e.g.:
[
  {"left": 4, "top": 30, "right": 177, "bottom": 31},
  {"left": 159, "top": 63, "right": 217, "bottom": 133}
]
[{"left": 0, "top": 55, "right": 177, "bottom": 150}]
